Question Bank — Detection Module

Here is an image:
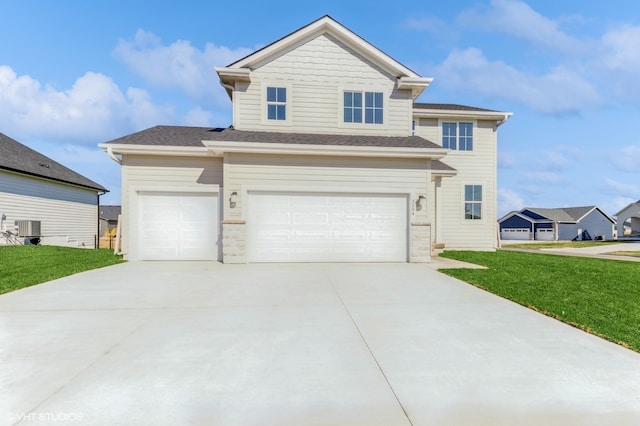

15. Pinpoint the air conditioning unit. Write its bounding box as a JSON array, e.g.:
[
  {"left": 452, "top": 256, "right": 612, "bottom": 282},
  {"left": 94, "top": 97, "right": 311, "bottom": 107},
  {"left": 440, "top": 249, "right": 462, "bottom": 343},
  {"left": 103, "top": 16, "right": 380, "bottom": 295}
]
[{"left": 15, "top": 220, "right": 41, "bottom": 237}]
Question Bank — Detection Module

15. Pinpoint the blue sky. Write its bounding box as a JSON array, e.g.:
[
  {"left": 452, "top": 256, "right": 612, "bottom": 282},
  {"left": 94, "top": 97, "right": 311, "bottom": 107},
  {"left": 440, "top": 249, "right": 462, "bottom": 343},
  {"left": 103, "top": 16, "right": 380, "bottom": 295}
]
[{"left": 1, "top": 0, "right": 639, "bottom": 216}]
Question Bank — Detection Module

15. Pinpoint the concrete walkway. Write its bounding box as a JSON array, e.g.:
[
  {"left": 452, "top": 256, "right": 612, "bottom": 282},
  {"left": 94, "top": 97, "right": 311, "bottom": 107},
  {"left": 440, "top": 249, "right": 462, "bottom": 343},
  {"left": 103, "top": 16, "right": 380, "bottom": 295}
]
[
  {"left": 502, "top": 241, "right": 640, "bottom": 262},
  {"left": 1, "top": 262, "right": 640, "bottom": 425}
]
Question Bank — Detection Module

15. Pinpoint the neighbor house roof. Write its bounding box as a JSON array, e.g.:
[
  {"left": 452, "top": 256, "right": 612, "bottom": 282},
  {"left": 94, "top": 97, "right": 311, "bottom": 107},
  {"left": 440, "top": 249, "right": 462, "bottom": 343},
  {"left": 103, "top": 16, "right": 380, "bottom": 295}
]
[
  {"left": 413, "top": 103, "right": 500, "bottom": 113},
  {"left": 99, "top": 205, "right": 121, "bottom": 221},
  {"left": 0, "top": 132, "right": 107, "bottom": 192},
  {"left": 520, "top": 206, "right": 614, "bottom": 224},
  {"left": 103, "top": 125, "right": 444, "bottom": 150}
]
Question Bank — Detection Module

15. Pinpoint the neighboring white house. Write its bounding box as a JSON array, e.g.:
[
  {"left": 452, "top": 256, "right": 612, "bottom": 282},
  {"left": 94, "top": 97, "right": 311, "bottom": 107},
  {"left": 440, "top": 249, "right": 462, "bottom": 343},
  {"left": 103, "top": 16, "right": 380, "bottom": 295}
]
[
  {"left": 615, "top": 200, "right": 640, "bottom": 238},
  {"left": 101, "top": 15, "right": 511, "bottom": 263},
  {"left": 0, "top": 132, "right": 107, "bottom": 247}
]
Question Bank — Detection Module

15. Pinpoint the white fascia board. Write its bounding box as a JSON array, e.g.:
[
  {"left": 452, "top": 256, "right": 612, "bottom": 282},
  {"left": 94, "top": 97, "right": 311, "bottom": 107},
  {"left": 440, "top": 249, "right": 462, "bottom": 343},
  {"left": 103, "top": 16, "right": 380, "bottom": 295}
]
[
  {"left": 215, "top": 67, "right": 251, "bottom": 82},
  {"left": 231, "top": 16, "right": 422, "bottom": 78},
  {"left": 413, "top": 108, "right": 513, "bottom": 124},
  {"left": 431, "top": 169, "right": 457, "bottom": 177},
  {"left": 202, "top": 140, "right": 447, "bottom": 159},
  {"left": 99, "top": 143, "right": 214, "bottom": 157},
  {"left": 397, "top": 77, "right": 433, "bottom": 99}
]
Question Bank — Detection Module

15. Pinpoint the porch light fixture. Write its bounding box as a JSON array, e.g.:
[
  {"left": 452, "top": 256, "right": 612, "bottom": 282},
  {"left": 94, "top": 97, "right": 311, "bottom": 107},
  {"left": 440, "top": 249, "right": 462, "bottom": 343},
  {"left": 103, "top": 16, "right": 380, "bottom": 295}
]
[
  {"left": 229, "top": 191, "right": 238, "bottom": 208},
  {"left": 416, "top": 195, "right": 426, "bottom": 211}
]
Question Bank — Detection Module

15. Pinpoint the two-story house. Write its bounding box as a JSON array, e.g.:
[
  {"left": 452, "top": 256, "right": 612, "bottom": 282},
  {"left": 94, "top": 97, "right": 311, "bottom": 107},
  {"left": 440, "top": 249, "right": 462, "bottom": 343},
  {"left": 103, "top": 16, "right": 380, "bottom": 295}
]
[{"left": 101, "top": 15, "right": 511, "bottom": 263}]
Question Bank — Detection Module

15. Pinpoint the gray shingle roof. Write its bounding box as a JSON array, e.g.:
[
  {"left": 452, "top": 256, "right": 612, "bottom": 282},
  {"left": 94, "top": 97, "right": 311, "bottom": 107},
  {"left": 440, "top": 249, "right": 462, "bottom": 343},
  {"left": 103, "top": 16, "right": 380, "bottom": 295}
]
[
  {"left": 103, "top": 125, "right": 444, "bottom": 149},
  {"left": 431, "top": 160, "right": 456, "bottom": 172},
  {"left": 413, "top": 103, "right": 500, "bottom": 113},
  {"left": 0, "top": 132, "right": 107, "bottom": 192},
  {"left": 99, "top": 205, "right": 121, "bottom": 221},
  {"left": 524, "top": 206, "right": 596, "bottom": 222}
]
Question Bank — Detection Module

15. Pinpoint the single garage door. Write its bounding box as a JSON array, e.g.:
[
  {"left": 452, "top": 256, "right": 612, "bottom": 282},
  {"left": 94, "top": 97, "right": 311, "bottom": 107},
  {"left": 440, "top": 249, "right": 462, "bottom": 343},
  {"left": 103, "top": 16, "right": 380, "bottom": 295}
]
[
  {"left": 137, "top": 191, "right": 219, "bottom": 260},
  {"left": 535, "top": 228, "right": 554, "bottom": 241},
  {"left": 247, "top": 192, "right": 408, "bottom": 263}
]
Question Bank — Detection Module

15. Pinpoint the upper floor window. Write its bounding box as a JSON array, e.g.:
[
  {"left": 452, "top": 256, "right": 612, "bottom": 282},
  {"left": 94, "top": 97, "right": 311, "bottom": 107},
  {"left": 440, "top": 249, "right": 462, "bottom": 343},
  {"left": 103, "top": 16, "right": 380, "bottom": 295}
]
[
  {"left": 267, "top": 87, "right": 286, "bottom": 120},
  {"left": 464, "top": 185, "right": 482, "bottom": 220},
  {"left": 443, "top": 122, "right": 473, "bottom": 150},
  {"left": 344, "top": 91, "right": 383, "bottom": 124}
]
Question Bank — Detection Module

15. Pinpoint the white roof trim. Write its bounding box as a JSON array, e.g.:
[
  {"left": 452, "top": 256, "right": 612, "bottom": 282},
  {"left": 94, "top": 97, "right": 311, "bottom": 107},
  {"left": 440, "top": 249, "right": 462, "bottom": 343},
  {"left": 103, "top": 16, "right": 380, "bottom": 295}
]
[
  {"left": 228, "top": 16, "right": 425, "bottom": 79},
  {"left": 215, "top": 67, "right": 251, "bottom": 82},
  {"left": 202, "top": 140, "right": 447, "bottom": 159},
  {"left": 413, "top": 108, "right": 513, "bottom": 124},
  {"left": 397, "top": 77, "right": 433, "bottom": 100},
  {"left": 498, "top": 211, "right": 537, "bottom": 224},
  {"left": 575, "top": 206, "right": 616, "bottom": 224},
  {"left": 614, "top": 202, "right": 640, "bottom": 217},
  {"left": 99, "top": 144, "right": 214, "bottom": 157}
]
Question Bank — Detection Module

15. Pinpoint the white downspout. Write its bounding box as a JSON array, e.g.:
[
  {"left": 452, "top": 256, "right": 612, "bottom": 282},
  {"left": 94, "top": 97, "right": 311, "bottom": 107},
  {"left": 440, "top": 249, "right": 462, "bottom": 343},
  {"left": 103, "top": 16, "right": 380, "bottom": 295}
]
[{"left": 106, "top": 146, "right": 122, "bottom": 165}]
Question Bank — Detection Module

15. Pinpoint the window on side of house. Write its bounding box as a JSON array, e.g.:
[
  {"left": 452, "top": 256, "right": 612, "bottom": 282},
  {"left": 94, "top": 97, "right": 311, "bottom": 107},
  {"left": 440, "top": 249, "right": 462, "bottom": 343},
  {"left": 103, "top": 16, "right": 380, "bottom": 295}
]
[
  {"left": 344, "top": 91, "right": 383, "bottom": 124},
  {"left": 267, "top": 87, "right": 286, "bottom": 120},
  {"left": 464, "top": 185, "right": 482, "bottom": 220},
  {"left": 442, "top": 122, "right": 473, "bottom": 151}
]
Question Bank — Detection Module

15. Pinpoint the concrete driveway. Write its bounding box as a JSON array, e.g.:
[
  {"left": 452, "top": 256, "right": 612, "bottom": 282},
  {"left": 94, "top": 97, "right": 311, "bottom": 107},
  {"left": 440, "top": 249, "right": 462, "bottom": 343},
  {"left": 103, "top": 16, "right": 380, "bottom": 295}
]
[{"left": 1, "top": 262, "right": 640, "bottom": 425}]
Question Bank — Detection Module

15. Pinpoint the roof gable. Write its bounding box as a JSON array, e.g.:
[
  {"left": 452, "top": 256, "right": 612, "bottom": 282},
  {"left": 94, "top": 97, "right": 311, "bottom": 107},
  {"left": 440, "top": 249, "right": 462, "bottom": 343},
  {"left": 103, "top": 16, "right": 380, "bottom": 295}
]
[
  {"left": 0, "top": 132, "right": 106, "bottom": 192},
  {"left": 228, "top": 15, "right": 423, "bottom": 78}
]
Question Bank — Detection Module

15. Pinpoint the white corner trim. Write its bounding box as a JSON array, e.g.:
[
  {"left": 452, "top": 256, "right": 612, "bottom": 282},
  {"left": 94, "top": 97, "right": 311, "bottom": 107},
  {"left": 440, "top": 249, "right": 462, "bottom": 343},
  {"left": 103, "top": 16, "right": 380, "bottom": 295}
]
[{"left": 397, "top": 77, "right": 433, "bottom": 99}]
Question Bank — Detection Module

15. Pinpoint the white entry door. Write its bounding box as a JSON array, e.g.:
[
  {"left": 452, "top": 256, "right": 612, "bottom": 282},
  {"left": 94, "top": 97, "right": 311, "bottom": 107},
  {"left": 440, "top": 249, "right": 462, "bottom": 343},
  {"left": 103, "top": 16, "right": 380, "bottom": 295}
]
[
  {"left": 137, "top": 191, "right": 218, "bottom": 260},
  {"left": 247, "top": 192, "right": 408, "bottom": 263}
]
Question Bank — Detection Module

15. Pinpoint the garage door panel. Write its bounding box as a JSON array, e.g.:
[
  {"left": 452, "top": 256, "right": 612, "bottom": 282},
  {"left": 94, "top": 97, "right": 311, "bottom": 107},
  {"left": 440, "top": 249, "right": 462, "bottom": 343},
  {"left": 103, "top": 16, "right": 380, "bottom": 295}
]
[
  {"left": 248, "top": 192, "right": 407, "bottom": 263},
  {"left": 137, "top": 192, "right": 218, "bottom": 261}
]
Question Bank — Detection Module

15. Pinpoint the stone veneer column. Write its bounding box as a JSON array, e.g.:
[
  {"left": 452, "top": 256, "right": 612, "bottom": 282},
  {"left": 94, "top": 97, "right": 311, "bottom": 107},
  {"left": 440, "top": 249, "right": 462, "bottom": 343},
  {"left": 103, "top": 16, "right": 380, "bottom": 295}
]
[
  {"left": 221, "top": 220, "right": 246, "bottom": 264},
  {"left": 410, "top": 222, "right": 431, "bottom": 263}
]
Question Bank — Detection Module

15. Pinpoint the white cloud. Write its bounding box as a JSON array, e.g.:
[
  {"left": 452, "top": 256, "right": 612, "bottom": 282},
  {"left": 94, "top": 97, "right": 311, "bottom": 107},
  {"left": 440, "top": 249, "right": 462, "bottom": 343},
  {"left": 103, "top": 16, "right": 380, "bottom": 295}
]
[
  {"left": 113, "top": 29, "right": 252, "bottom": 106},
  {"left": 0, "top": 65, "right": 173, "bottom": 143},
  {"left": 436, "top": 48, "right": 600, "bottom": 114},
  {"left": 610, "top": 145, "right": 640, "bottom": 173},
  {"left": 536, "top": 151, "right": 570, "bottom": 172},
  {"left": 498, "top": 187, "right": 525, "bottom": 216},
  {"left": 604, "top": 177, "right": 640, "bottom": 198},
  {"left": 498, "top": 151, "right": 517, "bottom": 168},
  {"left": 183, "top": 107, "right": 214, "bottom": 127},
  {"left": 521, "top": 171, "right": 565, "bottom": 184},
  {"left": 458, "top": 0, "right": 585, "bottom": 53},
  {"left": 600, "top": 25, "right": 640, "bottom": 73}
]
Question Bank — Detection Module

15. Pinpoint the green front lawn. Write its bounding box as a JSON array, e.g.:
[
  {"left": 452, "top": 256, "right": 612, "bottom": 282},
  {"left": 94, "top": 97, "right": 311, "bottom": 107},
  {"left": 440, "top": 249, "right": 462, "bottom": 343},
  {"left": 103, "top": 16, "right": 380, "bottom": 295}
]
[
  {"left": 439, "top": 250, "right": 640, "bottom": 352},
  {"left": 0, "top": 245, "right": 124, "bottom": 294}
]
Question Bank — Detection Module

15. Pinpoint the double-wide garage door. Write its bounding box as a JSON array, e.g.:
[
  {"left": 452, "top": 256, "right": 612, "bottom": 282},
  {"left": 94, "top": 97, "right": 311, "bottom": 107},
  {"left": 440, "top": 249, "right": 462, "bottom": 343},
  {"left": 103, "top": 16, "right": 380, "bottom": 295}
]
[
  {"left": 247, "top": 192, "right": 408, "bottom": 263},
  {"left": 137, "top": 192, "right": 219, "bottom": 260}
]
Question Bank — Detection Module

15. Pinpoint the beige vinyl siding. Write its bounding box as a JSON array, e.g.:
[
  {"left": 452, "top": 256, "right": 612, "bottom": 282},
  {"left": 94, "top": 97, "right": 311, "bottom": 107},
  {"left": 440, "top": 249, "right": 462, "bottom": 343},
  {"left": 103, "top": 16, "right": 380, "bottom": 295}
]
[
  {"left": 234, "top": 34, "right": 413, "bottom": 136},
  {"left": 0, "top": 171, "right": 98, "bottom": 247},
  {"left": 120, "top": 155, "right": 223, "bottom": 255},
  {"left": 415, "top": 119, "right": 498, "bottom": 250},
  {"left": 223, "top": 153, "right": 429, "bottom": 222}
]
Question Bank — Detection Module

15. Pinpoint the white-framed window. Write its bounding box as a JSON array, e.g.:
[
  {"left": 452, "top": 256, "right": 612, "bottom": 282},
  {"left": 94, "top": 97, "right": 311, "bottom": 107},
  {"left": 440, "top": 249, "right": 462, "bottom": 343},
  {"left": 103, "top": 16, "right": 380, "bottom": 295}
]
[
  {"left": 343, "top": 91, "right": 383, "bottom": 124},
  {"left": 442, "top": 122, "right": 473, "bottom": 150},
  {"left": 267, "top": 86, "right": 286, "bottom": 121},
  {"left": 464, "top": 184, "right": 482, "bottom": 220}
]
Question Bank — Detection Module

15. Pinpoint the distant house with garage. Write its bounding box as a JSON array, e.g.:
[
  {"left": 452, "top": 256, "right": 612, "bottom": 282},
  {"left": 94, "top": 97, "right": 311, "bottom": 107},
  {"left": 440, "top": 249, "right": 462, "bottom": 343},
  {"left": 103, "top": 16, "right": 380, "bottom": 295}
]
[
  {"left": 615, "top": 200, "right": 640, "bottom": 238},
  {"left": 100, "top": 15, "right": 511, "bottom": 263},
  {"left": 99, "top": 205, "right": 121, "bottom": 236},
  {"left": 0, "top": 132, "right": 107, "bottom": 247},
  {"left": 499, "top": 206, "right": 616, "bottom": 241}
]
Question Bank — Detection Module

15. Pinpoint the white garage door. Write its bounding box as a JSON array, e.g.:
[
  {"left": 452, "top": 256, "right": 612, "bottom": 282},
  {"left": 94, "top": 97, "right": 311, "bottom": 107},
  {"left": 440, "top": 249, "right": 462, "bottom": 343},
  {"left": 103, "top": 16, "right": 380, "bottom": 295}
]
[
  {"left": 247, "top": 192, "right": 408, "bottom": 263},
  {"left": 137, "top": 192, "right": 218, "bottom": 260},
  {"left": 535, "top": 228, "right": 554, "bottom": 241},
  {"left": 500, "top": 228, "right": 530, "bottom": 240}
]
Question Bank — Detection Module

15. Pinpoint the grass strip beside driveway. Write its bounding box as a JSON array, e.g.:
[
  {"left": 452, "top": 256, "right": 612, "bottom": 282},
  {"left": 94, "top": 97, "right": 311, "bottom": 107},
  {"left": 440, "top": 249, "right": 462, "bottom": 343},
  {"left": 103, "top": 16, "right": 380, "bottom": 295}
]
[
  {"left": 439, "top": 250, "right": 640, "bottom": 352},
  {"left": 0, "top": 246, "right": 124, "bottom": 294}
]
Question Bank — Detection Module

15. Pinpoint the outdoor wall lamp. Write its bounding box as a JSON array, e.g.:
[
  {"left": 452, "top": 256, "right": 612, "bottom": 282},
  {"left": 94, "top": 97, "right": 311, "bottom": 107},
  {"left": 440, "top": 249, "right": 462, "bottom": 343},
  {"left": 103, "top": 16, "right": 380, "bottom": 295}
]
[
  {"left": 229, "top": 191, "right": 238, "bottom": 208},
  {"left": 416, "top": 195, "right": 426, "bottom": 211}
]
